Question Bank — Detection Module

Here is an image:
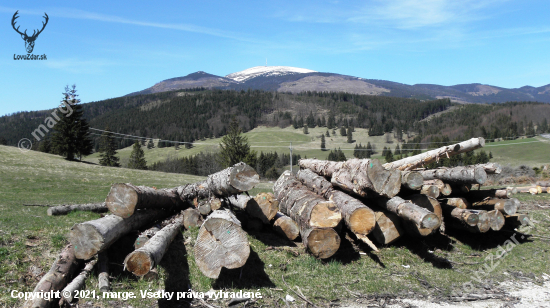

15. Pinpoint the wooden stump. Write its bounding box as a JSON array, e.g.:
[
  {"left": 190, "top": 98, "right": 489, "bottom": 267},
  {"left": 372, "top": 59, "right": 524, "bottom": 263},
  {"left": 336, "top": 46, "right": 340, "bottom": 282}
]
[
  {"left": 125, "top": 213, "right": 185, "bottom": 277},
  {"left": 177, "top": 162, "right": 259, "bottom": 201},
  {"left": 272, "top": 212, "right": 300, "bottom": 241},
  {"left": 106, "top": 183, "right": 184, "bottom": 218},
  {"left": 69, "top": 210, "right": 169, "bottom": 260},
  {"left": 194, "top": 210, "right": 250, "bottom": 279},
  {"left": 23, "top": 245, "right": 81, "bottom": 308},
  {"left": 383, "top": 138, "right": 485, "bottom": 171},
  {"left": 295, "top": 169, "right": 376, "bottom": 236},
  {"left": 371, "top": 211, "right": 404, "bottom": 245},
  {"left": 47, "top": 203, "right": 107, "bottom": 216},
  {"left": 183, "top": 208, "right": 203, "bottom": 229},
  {"left": 418, "top": 166, "right": 487, "bottom": 185}
]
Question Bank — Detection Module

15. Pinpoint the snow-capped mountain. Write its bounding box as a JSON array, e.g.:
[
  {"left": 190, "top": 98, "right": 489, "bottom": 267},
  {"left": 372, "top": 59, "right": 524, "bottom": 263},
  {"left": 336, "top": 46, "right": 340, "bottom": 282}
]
[{"left": 225, "top": 66, "right": 317, "bottom": 82}]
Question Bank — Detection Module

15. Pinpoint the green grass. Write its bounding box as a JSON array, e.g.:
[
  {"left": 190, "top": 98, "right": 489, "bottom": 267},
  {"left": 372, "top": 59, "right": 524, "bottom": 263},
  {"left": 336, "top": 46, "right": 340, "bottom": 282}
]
[
  {"left": 477, "top": 136, "right": 550, "bottom": 167},
  {"left": 2, "top": 145, "right": 550, "bottom": 307}
]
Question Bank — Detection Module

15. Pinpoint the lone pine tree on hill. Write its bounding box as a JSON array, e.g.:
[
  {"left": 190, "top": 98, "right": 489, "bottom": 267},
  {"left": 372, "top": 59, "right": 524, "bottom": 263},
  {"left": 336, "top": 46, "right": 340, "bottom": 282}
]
[
  {"left": 219, "top": 118, "right": 256, "bottom": 168},
  {"left": 321, "top": 134, "right": 326, "bottom": 151},
  {"left": 128, "top": 141, "right": 147, "bottom": 170},
  {"left": 51, "top": 85, "right": 93, "bottom": 160},
  {"left": 98, "top": 128, "right": 120, "bottom": 167}
]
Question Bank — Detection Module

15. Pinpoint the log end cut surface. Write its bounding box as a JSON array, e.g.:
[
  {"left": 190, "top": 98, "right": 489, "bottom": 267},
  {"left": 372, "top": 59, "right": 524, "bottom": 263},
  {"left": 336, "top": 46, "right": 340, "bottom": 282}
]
[
  {"left": 349, "top": 208, "right": 376, "bottom": 235},
  {"left": 125, "top": 251, "right": 151, "bottom": 276},
  {"left": 230, "top": 164, "right": 260, "bottom": 192},
  {"left": 105, "top": 183, "right": 138, "bottom": 218},
  {"left": 310, "top": 201, "right": 342, "bottom": 228},
  {"left": 304, "top": 228, "right": 341, "bottom": 259},
  {"left": 69, "top": 223, "right": 104, "bottom": 260}
]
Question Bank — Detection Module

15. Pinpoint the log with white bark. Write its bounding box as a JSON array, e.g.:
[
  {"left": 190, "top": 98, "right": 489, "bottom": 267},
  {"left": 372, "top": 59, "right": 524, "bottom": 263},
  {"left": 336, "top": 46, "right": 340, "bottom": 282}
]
[
  {"left": 228, "top": 193, "right": 278, "bottom": 224},
  {"left": 298, "top": 158, "right": 402, "bottom": 198},
  {"left": 194, "top": 209, "right": 250, "bottom": 278},
  {"left": 465, "top": 189, "right": 512, "bottom": 200},
  {"left": 470, "top": 163, "right": 502, "bottom": 174},
  {"left": 383, "top": 137, "right": 485, "bottom": 171},
  {"left": 273, "top": 171, "right": 342, "bottom": 229},
  {"left": 418, "top": 166, "right": 488, "bottom": 185},
  {"left": 424, "top": 179, "right": 452, "bottom": 196},
  {"left": 470, "top": 198, "right": 518, "bottom": 215},
  {"left": 487, "top": 210, "right": 505, "bottom": 231},
  {"left": 59, "top": 259, "right": 97, "bottom": 307},
  {"left": 272, "top": 212, "right": 300, "bottom": 241},
  {"left": 98, "top": 252, "right": 109, "bottom": 293},
  {"left": 177, "top": 162, "right": 259, "bottom": 201},
  {"left": 446, "top": 210, "right": 490, "bottom": 233},
  {"left": 124, "top": 213, "right": 185, "bottom": 276},
  {"left": 370, "top": 211, "right": 404, "bottom": 245},
  {"left": 438, "top": 197, "right": 470, "bottom": 209},
  {"left": 401, "top": 171, "right": 424, "bottom": 190},
  {"left": 404, "top": 195, "right": 443, "bottom": 236},
  {"left": 440, "top": 203, "right": 479, "bottom": 227},
  {"left": 22, "top": 245, "right": 81, "bottom": 308},
  {"left": 69, "top": 210, "right": 169, "bottom": 260},
  {"left": 47, "top": 203, "right": 107, "bottom": 216},
  {"left": 420, "top": 185, "right": 440, "bottom": 199},
  {"left": 182, "top": 208, "right": 203, "bottom": 229},
  {"left": 503, "top": 214, "right": 530, "bottom": 229},
  {"left": 295, "top": 169, "right": 376, "bottom": 236},
  {"left": 106, "top": 183, "right": 184, "bottom": 218},
  {"left": 375, "top": 196, "right": 440, "bottom": 231}
]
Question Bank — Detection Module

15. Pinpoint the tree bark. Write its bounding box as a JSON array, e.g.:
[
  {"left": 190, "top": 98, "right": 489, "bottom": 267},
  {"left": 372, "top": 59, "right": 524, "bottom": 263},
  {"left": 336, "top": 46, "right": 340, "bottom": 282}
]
[
  {"left": 177, "top": 162, "right": 259, "bottom": 201},
  {"left": 487, "top": 210, "right": 505, "bottom": 231},
  {"left": 418, "top": 166, "right": 488, "bottom": 185},
  {"left": 401, "top": 171, "right": 424, "bottom": 190},
  {"left": 196, "top": 197, "right": 222, "bottom": 216},
  {"left": 383, "top": 137, "right": 485, "bottom": 171},
  {"left": 59, "top": 259, "right": 97, "bottom": 306},
  {"left": 370, "top": 211, "right": 403, "bottom": 245},
  {"left": 440, "top": 203, "right": 479, "bottom": 227},
  {"left": 403, "top": 195, "right": 443, "bottom": 236},
  {"left": 273, "top": 171, "right": 342, "bottom": 229},
  {"left": 424, "top": 179, "right": 452, "bottom": 196},
  {"left": 375, "top": 196, "right": 440, "bottom": 231},
  {"left": 23, "top": 245, "right": 81, "bottom": 308},
  {"left": 470, "top": 198, "right": 518, "bottom": 215},
  {"left": 228, "top": 193, "right": 278, "bottom": 224},
  {"left": 301, "top": 227, "right": 341, "bottom": 259},
  {"left": 124, "top": 213, "right": 185, "bottom": 277},
  {"left": 183, "top": 208, "right": 203, "bottom": 229},
  {"left": 420, "top": 185, "right": 440, "bottom": 199},
  {"left": 69, "top": 210, "right": 170, "bottom": 260},
  {"left": 298, "top": 158, "right": 402, "bottom": 198},
  {"left": 134, "top": 226, "right": 161, "bottom": 249},
  {"left": 98, "top": 252, "right": 109, "bottom": 293},
  {"left": 194, "top": 209, "right": 250, "bottom": 279},
  {"left": 465, "top": 189, "right": 512, "bottom": 200},
  {"left": 272, "top": 212, "right": 300, "bottom": 241},
  {"left": 106, "top": 183, "right": 185, "bottom": 218},
  {"left": 47, "top": 203, "right": 107, "bottom": 216},
  {"left": 295, "top": 169, "right": 376, "bottom": 236},
  {"left": 438, "top": 198, "right": 470, "bottom": 209}
]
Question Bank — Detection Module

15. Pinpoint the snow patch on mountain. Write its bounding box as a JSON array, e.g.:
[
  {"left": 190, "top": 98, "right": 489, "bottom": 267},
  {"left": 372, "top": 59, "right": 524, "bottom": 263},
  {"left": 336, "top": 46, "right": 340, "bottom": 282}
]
[{"left": 226, "top": 66, "right": 316, "bottom": 82}]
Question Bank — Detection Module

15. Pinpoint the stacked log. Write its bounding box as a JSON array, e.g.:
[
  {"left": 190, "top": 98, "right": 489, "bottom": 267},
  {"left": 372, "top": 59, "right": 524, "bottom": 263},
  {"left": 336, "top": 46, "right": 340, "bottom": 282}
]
[{"left": 47, "top": 202, "right": 107, "bottom": 216}]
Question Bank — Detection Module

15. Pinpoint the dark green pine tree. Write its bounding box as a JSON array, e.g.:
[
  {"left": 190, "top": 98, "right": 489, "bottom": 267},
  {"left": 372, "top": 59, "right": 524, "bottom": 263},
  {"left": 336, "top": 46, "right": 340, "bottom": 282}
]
[
  {"left": 321, "top": 134, "right": 326, "bottom": 151},
  {"left": 303, "top": 124, "right": 309, "bottom": 134},
  {"left": 384, "top": 148, "right": 394, "bottom": 163},
  {"left": 366, "top": 142, "right": 373, "bottom": 158},
  {"left": 540, "top": 118, "right": 549, "bottom": 133},
  {"left": 98, "top": 128, "right": 120, "bottom": 167},
  {"left": 38, "top": 136, "right": 52, "bottom": 153},
  {"left": 219, "top": 118, "right": 256, "bottom": 168},
  {"left": 347, "top": 127, "right": 353, "bottom": 143},
  {"left": 325, "top": 130, "right": 330, "bottom": 137},
  {"left": 128, "top": 141, "right": 147, "bottom": 170},
  {"left": 51, "top": 85, "right": 93, "bottom": 160},
  {"left": 147, "top": 139, "right": 154, "bottom": 149},
  {"left": 340, "top": 126, "right": 347, "bottom": 136}
]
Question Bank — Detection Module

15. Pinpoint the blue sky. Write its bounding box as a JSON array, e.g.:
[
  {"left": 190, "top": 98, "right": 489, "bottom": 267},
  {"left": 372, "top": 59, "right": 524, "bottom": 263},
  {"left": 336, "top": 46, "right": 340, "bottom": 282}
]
[{"left": 1, "top": 0, "right": 550, "bottom": 115}]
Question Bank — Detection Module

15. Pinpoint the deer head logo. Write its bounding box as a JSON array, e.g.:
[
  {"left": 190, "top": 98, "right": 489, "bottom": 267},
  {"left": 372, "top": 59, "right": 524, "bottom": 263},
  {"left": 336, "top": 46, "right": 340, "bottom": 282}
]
[{"left": 12, "top": 11, "right": 49, "bottom": 54}]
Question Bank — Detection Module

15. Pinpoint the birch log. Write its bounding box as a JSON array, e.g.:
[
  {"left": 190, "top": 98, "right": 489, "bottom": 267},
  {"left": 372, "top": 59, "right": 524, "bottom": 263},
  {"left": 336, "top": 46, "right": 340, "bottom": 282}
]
[
  {"left": 375, "top": 196, "right": 440, "bottom": 230},
  {"left": 124, "top": 213, "right": 185, "bottom": 276},
  {"left": 418, "top": 166, "right": 487, "bottom": 185},
  {"left": 59, "top": 259, "right": 97, "bottom": 306},
  {"left": 272, "top": 212, "right": 300, "bottom": 241},
  {"left": 177, "top": 162, "right": 259, "bottom": 201},
  {"left": 273, "top": 171, "right": 342, "bottom": 229},
  {"left": 298, "top": 158, "right": 402, "bottom": 198},
  {"left": 106, "top": 183, "right": 184, "bottom": 218},
  {"left": 470, "top": 198, "right": 518, "bottom": 215},
  {"left": 383, "top": 137, "right": 485, "bottom": 171},
  {"left": 47, "top": 203, "right": 107, "bottom": 216},
  {"left": 404, "top": 195, "right": 443, "bottom": 236},
  {"left": 69, "top": 210, "right": 169, "bottom": 260},
  {"left": 22, "top": 245, "right": 81, "bottom": 308},
  {"left": 194, "top": 210, "right": 250, "bottom": 278},
  {"left": 295, "top": 169, "right": 376, "bottom": 236}
]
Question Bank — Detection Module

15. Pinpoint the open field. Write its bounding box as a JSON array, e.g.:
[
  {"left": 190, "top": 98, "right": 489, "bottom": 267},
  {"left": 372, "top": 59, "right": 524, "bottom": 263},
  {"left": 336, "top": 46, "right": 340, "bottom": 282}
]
[
  {"left": 2, "top": 145, "right": 550, "bottom": 307},
  {"left": 84, "top": 126, "right": 550, "bottom": 169}
]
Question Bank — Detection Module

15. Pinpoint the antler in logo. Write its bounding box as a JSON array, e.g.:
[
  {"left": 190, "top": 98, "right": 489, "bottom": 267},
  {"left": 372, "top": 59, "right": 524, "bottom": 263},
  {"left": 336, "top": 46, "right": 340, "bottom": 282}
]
[{"left": 12, "top": 11, "right": 49, "bottom": 54}]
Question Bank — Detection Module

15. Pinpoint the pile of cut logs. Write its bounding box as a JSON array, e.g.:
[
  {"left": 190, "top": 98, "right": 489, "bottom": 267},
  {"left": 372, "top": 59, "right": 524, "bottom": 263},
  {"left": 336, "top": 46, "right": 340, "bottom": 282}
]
[
  {"left": 24, "top": 137, "right": 534, "bottom": 308},
  {"left": 514, "top": 181, "right": 550, "bottom": 195}
]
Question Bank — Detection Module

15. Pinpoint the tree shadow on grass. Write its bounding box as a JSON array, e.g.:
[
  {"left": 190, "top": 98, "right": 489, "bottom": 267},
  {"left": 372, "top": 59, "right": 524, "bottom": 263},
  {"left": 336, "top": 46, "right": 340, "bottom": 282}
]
[
  {"left": 395, "top": 232, "right": 455, "bottom": 269},
  {"left": 213, "top": 248, "right": 275, "bottom": 290},
  {"left": 444, "top": 228, "right": 532, "bottom": 251},
  {"left": 158, "top": 233, "right": 191, "bottom": 308},
  {"left": 106, "top": 232, "right": 140, "bottom": 281},
  {"left": 324, "top": 230, "right": 362, "bottom": 265}
]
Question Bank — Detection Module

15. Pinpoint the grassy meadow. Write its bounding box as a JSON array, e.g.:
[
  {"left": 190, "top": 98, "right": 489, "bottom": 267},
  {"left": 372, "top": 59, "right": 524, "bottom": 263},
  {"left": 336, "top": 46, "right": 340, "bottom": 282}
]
[{"left": 1, "top": 144, "right": 550, "bottom": 307}]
